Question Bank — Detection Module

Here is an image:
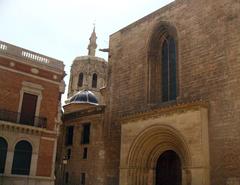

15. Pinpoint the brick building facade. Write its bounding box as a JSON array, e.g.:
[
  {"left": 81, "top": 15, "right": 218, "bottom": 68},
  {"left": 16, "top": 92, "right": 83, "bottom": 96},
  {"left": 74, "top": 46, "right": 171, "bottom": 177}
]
[{"left": 0, "top": 41, "right": 65, "bottom": 185}]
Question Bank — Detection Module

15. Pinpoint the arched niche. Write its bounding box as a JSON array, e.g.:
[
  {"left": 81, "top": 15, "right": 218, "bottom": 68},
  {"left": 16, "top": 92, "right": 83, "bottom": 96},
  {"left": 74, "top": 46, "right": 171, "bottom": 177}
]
[{"left": 147, "top": 22, "right": 179, "bottom": 104}]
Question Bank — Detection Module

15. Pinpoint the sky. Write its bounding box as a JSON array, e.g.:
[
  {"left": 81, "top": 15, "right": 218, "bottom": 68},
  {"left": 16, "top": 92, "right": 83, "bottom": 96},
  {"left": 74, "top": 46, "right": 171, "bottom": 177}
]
[{"left": 0, "top": 0, "right": 173, "bottom": 101}]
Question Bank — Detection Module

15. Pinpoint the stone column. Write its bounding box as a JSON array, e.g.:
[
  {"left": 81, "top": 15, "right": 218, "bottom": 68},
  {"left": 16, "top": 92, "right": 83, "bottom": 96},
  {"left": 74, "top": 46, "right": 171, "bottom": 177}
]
[
  {"left": 30, "top": 153, "right": 38, "bottom": 176},
  {"left": 182, "top": 168, "right": 192, "bottom": 185},
  {"left": 147, "top": 168, "right": 155, "bottom": 185},
  {"left": 4, "top": 151, "right": 14, "bottom": 175}
]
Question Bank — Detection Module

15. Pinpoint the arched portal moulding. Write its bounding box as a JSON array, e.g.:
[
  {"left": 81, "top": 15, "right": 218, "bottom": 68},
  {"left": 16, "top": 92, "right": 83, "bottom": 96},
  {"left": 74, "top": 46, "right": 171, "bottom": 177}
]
[{"left": 126, "top": 124, "right": 192, "bottom": 185}]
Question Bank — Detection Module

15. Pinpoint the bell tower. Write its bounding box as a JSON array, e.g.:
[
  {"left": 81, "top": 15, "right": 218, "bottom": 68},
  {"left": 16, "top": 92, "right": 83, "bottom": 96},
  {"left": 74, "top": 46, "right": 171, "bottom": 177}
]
[
  {"left": 87, "top": 26, "right": 97, "bottom": 56},
  {"left": 67, "top": 27, "right": 108, "bottom": 104}
]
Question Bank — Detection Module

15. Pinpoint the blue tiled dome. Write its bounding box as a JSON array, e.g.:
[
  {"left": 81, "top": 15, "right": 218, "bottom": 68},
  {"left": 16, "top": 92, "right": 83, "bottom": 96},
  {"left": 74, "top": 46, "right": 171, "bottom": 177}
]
[{"left": 69, "top": 90, "right": 98, "bottom": 104}]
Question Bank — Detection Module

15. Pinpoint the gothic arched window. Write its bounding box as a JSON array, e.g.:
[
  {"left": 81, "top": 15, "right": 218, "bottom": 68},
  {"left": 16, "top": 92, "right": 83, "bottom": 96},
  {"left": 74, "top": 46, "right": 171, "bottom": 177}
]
[
  {"left": 12, "top": 140, "right": 32, "bottom": 175},
  {"left": 0, "top": 137, "right": 8, "bottom": 173},
  {"left": 161, "top": 35, "right": 177, "bottom": 102},
  {"left": 78, "top": 73, "right": 84, "bottom": 87},
  {"left": 92, "top": 73, "right": 97, "bottom": 88},
  {"left": 148, "top": 24, "right": 178, "bottom": 104}
]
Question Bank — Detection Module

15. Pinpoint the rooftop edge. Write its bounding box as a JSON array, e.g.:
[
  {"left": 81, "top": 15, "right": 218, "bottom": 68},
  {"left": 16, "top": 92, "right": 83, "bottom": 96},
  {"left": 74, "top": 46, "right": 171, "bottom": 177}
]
[{"left": 0, "top": 40, "right": 65, "bottom": 72}]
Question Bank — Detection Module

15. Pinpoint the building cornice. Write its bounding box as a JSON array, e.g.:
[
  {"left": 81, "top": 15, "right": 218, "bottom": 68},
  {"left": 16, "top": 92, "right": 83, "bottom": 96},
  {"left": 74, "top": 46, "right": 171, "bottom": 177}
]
[
  {"left": 0, "top": 120, "right": 57, "bottom": 136},
  {"left": 63, "top": 105, "right": 105, "bottom": 121},
  {"left": 119, "top": 100, "right": 208, "bottom": 124},
  {"left": 1, "top": 174, "right": 55, "bottom": 181},
  {"left": 0, "top": 40, "right": 64, "bottom": 73},
  {"left": 0, "top": 65, "right": 62, "bottom": 85}
]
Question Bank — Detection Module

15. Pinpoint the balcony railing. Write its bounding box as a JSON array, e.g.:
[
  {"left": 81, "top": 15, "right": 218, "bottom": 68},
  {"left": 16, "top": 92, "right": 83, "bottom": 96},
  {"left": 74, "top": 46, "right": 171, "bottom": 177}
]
[{"left": 0, "top": 109, "right": 47, "bottom": 128}]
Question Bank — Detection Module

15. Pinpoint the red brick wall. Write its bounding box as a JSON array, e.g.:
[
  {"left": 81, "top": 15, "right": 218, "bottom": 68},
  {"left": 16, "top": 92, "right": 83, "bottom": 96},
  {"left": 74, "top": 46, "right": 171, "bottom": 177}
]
[
  {"left": 0, "top": 58, "right": 61, "bottom": 130},
  {"left": 36, "top": 138, "right": 55, "bottom": 176}
]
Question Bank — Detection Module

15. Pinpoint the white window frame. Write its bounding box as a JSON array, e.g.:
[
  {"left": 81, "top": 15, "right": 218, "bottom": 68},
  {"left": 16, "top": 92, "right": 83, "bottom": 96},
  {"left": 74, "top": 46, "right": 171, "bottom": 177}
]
[{"left": 17, "top": 81, "right": 44, "bottom": 125}]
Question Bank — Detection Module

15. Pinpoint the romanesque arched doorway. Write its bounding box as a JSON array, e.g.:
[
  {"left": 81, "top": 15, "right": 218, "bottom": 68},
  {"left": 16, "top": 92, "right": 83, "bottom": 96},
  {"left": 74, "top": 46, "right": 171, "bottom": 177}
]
[
  {"left": 124, "top": 125, "right": 191, "bottom": 185},
  {"left": 156, "top": 150, "right": 182, "bottom": 185}
]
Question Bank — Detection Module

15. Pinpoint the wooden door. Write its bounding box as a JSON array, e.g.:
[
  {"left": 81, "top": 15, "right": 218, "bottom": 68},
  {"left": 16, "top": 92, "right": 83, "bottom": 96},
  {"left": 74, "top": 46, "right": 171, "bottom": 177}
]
[
  {"left": 19, "top": 93, "right": 38, "bottom": 125},
  {"left": 156, "top": 150, "right": 182, "bottom": 185}
]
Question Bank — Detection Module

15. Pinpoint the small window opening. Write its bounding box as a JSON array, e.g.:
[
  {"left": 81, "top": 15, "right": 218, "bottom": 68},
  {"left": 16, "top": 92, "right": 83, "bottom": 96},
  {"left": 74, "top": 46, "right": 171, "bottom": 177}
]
[
  {"left": 92, "top": 73, "right": 97, "bottom": 88},
  {"left": 80, "top": 173, "right": 86, "bottom": 185},
  {"left": 65, "top": 126, "right": 74, "bottom": 146},
  {"left": 83, "top": 147, "right": 88, "bottom": 159},
  {"left": 67, "top": 148, "right": 71, "bottom": 159},
  {"left": 81, "top": 124, "right": 90, "bottom": 144}
]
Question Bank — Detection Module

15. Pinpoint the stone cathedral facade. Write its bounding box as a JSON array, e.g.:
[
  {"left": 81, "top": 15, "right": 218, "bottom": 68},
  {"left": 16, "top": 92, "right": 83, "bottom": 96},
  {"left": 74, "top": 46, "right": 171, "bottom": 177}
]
[{"left": 57, "top": 0, "right": 240, "bottom": 185}]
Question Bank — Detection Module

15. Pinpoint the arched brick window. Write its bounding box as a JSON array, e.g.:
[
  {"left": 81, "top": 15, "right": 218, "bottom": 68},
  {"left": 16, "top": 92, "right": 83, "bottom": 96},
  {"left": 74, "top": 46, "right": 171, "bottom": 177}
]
[
  {"left": 78, "top": 73, "right": 84, "bottom": 87},
  {"left": 0, "top": 137, "right": 8, "bottom": 173},
  {"left": 148, "top": 23, "right": 178, "bottom": 104},
  {"left": 12, "top": 140, "right": 32, "bottom": 175},
  {"left": 92, "top": 73, "right": 97, "bottom": 88}
]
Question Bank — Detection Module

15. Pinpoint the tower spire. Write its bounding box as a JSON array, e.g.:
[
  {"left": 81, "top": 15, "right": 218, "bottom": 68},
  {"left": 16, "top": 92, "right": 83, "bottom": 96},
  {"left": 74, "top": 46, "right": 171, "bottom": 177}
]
[{"left": 87, "top": 25, "right": 97, "bottom": 56}]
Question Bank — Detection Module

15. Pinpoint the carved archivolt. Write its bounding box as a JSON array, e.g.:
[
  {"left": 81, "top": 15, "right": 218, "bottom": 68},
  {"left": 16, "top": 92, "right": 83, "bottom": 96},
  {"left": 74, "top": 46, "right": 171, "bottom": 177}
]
[{"left": 126, "top": 124, "right": 191, "bottom": 185}]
